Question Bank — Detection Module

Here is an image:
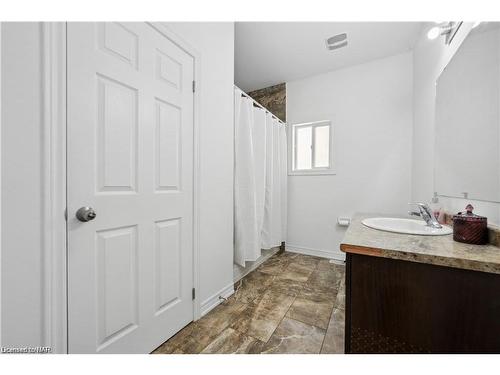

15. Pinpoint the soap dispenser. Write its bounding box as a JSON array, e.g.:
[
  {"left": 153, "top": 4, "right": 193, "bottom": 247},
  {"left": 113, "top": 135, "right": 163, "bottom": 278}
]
[{"left": 430, "top": 193, "right": 445, "bottom": 224}]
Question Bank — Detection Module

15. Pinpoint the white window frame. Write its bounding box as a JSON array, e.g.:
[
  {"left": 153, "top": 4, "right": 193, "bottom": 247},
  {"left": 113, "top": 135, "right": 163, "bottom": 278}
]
[{"left": 289, "top": 120, "right": 335, "bottom": 176}]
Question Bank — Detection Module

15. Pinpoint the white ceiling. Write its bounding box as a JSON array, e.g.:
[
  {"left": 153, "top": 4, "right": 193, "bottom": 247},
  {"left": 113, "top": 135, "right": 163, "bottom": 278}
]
[{"left": 235, "top": 22, "right": 424, "bottom": 92}]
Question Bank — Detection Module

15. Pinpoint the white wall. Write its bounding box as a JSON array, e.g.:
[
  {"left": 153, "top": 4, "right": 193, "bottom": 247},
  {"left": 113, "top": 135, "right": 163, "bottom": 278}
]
[
  {"left": 1, "top": 22, "right": 46, "bottom": 348},
  {"left": 164, "top": 22, "right": 235, "bottom": 310},
  {"left": 0, "top": 22, "right": 234, "bottom": 352},
  {"left": 286, "top": 52, "right": 414, "bottom": 259},
  {"left": 411, "top": 23, "right": 500, "bottom": 225}
]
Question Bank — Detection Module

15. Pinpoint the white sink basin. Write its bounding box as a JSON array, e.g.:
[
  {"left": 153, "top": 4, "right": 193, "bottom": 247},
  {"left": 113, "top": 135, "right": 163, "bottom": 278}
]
[{"left": 362, "top": 217, "right": 453, "bottom": 236}]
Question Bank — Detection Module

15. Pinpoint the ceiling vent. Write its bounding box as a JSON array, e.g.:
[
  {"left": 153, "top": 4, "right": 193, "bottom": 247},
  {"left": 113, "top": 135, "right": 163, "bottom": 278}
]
[{"left": 325, "top": 33, "right": 348, "bottom": 51}]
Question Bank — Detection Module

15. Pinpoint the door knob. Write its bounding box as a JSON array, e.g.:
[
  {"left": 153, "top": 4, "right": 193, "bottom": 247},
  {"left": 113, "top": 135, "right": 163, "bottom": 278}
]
[{"left": 76, "top": 206, "right": 97, "bottom": 222}]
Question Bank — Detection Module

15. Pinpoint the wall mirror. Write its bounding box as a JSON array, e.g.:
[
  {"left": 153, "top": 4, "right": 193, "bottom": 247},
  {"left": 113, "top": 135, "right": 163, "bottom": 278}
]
[{"left": 434, "top": 22, "right": 500, "bottom": 203}]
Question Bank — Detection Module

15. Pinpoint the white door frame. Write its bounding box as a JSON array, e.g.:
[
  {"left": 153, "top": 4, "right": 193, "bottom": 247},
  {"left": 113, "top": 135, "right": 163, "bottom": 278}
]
[{"left": 42, "top": 22, "right": 202, "bottom": 354}]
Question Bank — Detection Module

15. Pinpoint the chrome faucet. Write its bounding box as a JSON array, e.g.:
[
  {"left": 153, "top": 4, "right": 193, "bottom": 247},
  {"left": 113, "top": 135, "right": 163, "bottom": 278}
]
[{"left": 408, "top": 203, "right": 442, "bottom": 229}]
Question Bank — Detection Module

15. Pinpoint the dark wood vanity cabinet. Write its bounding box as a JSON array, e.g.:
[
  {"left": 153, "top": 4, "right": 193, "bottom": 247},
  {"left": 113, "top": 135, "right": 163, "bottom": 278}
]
[{"left": 345, "top": 253, "right": 500, "bottom": 353}]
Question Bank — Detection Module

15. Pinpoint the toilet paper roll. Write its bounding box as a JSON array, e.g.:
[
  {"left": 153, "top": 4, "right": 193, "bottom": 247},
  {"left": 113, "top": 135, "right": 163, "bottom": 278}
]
[{"left": 337, "top": 217, "right": 351, "bottom": 227}]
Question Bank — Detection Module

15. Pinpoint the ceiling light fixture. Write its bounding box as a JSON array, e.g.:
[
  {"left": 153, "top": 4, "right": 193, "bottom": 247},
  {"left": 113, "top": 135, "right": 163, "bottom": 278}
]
[
  {"left": 325, "top": 33, "right": 348, "bottom": 51},
  {"left": 427, "top": 26, "right": 441, "bottom": 40},
  {"left": 427, "top": 22, "right": 462, "bottom": 44}
]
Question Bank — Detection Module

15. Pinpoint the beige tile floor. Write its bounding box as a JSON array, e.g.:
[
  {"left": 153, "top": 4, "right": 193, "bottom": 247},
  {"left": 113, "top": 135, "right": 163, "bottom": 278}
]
[{"left": 152, "top": 252, "right": 346, "bottom": 354}]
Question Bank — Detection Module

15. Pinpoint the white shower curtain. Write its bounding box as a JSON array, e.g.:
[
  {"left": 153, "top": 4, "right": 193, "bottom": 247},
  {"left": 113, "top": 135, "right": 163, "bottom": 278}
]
[
  {"left": 260, "top": 112, "right": 275, "bottom": 249},
  {"left": 279, "top": 122, "right": 288, "bottom": 244},
  {"left": 234, "top": 87, "right": 287, "bottom": 266},
  {"left": 234, "top": 89, "right": 259, "bottom": 266},
  {"left": 266, "top": 117, "right": 287, "bottom": 248},
  {"left": 252, "top": 108, "right": 267, "bottom": 248}
]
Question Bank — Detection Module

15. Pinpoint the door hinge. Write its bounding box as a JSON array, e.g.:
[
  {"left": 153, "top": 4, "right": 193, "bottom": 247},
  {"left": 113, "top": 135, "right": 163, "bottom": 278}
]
[
  {"left": 192, "top": 80, "right": 196, "bottom": 93},
  {"left": 192, "top": 288, "right": 196, "bottom": 300}
]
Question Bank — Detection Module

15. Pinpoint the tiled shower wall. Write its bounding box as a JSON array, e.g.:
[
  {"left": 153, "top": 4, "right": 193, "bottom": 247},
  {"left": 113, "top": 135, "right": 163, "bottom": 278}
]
[{"left": 248, "top": 82, "right": 286, "bottom": 122}]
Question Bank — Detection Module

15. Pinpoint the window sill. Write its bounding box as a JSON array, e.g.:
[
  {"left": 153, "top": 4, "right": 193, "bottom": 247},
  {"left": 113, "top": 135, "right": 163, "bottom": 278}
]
[{"left": 288, "top": 170, "right": 336, "bottom": 176}]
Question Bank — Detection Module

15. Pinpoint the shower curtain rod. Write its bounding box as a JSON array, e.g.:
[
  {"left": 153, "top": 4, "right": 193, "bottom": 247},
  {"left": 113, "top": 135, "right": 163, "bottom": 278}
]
[{"left": 234, "top": 85, "right": 286, "bottom": 125}]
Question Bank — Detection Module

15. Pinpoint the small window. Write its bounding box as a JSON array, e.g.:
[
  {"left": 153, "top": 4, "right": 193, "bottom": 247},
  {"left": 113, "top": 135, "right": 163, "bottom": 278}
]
[{"left": 290, "top": 120, "right": 334, "bottom": 175}]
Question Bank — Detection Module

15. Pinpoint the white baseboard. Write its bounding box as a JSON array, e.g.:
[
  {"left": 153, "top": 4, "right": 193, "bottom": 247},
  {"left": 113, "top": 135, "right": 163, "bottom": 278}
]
[
  {"left": 200, "top": 282, "right": 235, "bottom": 317},
  {"left": 286, "top": 244, "right": 346, "bottom": 262}
]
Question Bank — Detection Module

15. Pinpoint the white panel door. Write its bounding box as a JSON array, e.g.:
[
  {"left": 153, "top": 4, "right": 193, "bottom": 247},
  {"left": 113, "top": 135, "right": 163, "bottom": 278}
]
[{"left": 67, "top": 22, "right": 194, "bottom": 353}]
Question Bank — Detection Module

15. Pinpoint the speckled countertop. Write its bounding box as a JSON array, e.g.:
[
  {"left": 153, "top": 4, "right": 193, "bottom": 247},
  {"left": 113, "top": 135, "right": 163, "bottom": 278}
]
[{"left": 340, "top": 213, "right": 500, "bottom": 274}]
